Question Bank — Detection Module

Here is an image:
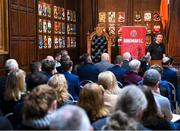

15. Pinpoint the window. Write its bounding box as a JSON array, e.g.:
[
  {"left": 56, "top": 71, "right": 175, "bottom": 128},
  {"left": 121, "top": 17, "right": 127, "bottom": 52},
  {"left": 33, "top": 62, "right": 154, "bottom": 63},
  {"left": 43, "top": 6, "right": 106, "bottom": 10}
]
[{"left": 0, "top": 0, "right": 8, "bottom": 54}]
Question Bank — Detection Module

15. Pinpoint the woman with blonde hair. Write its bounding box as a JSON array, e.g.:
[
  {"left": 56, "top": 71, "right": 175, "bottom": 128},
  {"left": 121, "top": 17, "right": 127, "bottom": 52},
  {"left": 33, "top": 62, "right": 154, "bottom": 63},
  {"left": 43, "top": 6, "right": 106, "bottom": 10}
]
[
  {"left": 2, "top": 69, "right": 26, "bottom": 115},
  {"left": 78, "top": 83, "right": 109, "bottom": 123},
  {"left": 98, "top": 71, "right": 121, "bottom": 113},
  {"left": 98, "top": 71, "right": 121, "bottom": 94},
  {"left": 48, "top": 74, "right": 73, "bottom": 107}
]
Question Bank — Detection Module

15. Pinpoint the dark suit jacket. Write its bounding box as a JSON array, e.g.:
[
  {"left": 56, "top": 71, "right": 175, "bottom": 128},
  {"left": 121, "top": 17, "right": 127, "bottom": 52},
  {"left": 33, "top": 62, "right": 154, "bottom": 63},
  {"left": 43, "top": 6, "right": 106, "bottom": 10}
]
[
  {"left": 162, "top": 67, "right": 177, "bottom": 88},
  {"left": 63, "top": 71, "right": 80, "bottom": 100},
  {"left": 95, "top": 60, "right": 113, "bottom": 72},
  {"left": 121, "top": 60, "right": 130, "bottom": 71},
  {"left": 108, "top": 65, "right": 127, "bottom": 84},
  {"left": 77, "top": 63, "right": 100, "bottom": 82}
]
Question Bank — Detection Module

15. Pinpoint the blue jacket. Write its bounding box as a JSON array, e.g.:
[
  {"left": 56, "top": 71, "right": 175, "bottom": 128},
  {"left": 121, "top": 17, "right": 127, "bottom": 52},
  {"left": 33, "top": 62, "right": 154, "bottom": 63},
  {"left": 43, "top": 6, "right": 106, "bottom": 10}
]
[{"left": 63, "top": 72, "right": 80, "bottom": 100}]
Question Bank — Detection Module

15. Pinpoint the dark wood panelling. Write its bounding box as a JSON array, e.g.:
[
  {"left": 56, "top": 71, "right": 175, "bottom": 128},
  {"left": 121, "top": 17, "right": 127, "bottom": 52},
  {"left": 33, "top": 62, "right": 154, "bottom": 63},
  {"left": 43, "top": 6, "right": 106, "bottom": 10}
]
[
  {"left": 8, "top": 0, "right": 36, "bottom": 73},
  {"left": 167, "top": 0, "right": 180, "bottom": 64}
]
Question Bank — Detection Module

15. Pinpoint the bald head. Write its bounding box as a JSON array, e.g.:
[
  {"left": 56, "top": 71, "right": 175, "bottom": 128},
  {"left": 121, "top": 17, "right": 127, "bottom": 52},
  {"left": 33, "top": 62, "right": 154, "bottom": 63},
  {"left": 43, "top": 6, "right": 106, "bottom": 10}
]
[
  {"left": 123, "top": 52, "right": 131, "bottom": 61},
  {"left": 101, "top": 53, "right": 110, "bottom": 61}
]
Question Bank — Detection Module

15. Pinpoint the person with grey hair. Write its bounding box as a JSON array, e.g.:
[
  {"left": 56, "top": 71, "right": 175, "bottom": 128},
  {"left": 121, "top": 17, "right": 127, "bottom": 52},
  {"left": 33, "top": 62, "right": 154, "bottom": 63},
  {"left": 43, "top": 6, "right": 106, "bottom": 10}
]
[
  {"left": 0, "top": 59, "right": 19, "bottom": 103},
  {"left": 143, "top": 69, "right": 173, "bottom": 121},
  {"left": 95, "top": 53, "right": 113, "bottom": 73},
  {"left": 104, "top": 85, "right": 148, "bottom": 130},
  {"left": 123, "top": 59, "right": 142, "bottom": 85},
  {"left": 5, "top": 59, "right": 19, "bottom": 74},
  {"left": 121, "top": 52, "right": 131, "bottom": 71},
  {"left": 50, "top": 105, "right": 92, "bottom": 130}
]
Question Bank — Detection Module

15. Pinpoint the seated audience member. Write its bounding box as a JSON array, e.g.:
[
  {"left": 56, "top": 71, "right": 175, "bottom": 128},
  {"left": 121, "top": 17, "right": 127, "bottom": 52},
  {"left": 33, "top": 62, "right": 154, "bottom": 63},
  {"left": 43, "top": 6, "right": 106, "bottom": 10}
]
[
  {"left": 62, "top": 60, "right": 80, "bottom": 100},
  {"left": 78, "top": 83, "right": 109, "bottom": 124},
  {"left": 50, "top": 105, "right": 92, "bottom": 130},
  {"left": 17, "top": 84, "right": 57, "bottom": 130},
  {"left": 98, "top": 71, "right": 121, "bottom": 113},
  {"left": 143, "top": 69, "right": 173, "bottom": 121},
  {"left": 139, "top": 57, "right": 149, "bottom": 77},
  {"left": 121, "top": 52, "right": 131, "bottom": 71},
  {"left": 57, "top": 54, "right": 71, "bottom": 73},
  {"left": 95, "top": 53, "right": 113, "bottom": 72},
  {"left": 26, "top": 61, "right": 42, "bottom": 91},
  {"left": 140, "top": 85, "right": 175, "bottom": 130},
  {"left": 162, "top": 56, "right": 178, "bottom": 88},
  {"left": 104, "top": 85, "right": 147, "bottom": 130},
  {"left": 41, "top": 59, "right": 57, "bottom": 79},
  {"left": 77, "top": 53, "right": 100, "bottom": 82},
  {"left": 0, "top": 59, "right": 19, "bottom": 102},
  {"left": 72, "top": 55, "right": 84, "bottom": 74},
  {"left": 48, "top": 74, "right": 74, "bottom": 107},
  {"left": 150, "top": 64, "right": 172, "bottom": 100},
  {"left": 169, "top": 56, "right": 178, "bottom": 71},
  {"left": 107, "top": 55, "right": 127, "bottom": 84},
  {"left": 2, "top": 69, "right": 26, "bottom": 115},
  {"left": 45, "top": 55, "right": 54, "bottom": 61},
  {"left": 29, "top": 61, "right": 42, "bottom": 73},
  {"left": 123, "top": 59, "right": 142, "bottom": 85}
]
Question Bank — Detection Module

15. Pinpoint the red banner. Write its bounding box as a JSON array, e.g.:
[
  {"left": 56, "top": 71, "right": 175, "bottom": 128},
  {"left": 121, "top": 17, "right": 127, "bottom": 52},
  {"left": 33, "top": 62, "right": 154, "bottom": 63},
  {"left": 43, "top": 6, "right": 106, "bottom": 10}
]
[{"left": 120, "top": 26, "right": 147, "bottom": 59}]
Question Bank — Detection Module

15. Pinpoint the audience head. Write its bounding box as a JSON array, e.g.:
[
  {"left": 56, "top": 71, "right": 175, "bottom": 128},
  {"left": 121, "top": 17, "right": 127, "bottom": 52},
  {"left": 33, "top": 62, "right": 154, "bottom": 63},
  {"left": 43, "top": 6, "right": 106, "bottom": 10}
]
[
  {"left": 50, "top": 105, "right": 91, "bottom": 130},
  {"left": 55, "top": 52, "right": 61, "bottom": 62},
  {"left": 4, "top": 69, "right": 26, "bottom": 101},
  {"left": 48, "top": 74, "right": 69, "bottom": 106},
  {"left": 45, "top": 55, "right": 54, "bottom": 61},
  {"left": 115, "top": 85, "right": 147, "bottom": 121},
  {"left": 144, "top": 54, "right": 151, "bottom": 63},
  {"left": 29, "top": 61, "right": 41, "bottom": 73},
  {"left": 114, "top": 55, "right": 123, "bottom": 65},
  {"left": 104, "top": 110, "right": 140, "bottom": 130},
  {"left": 150, "top": 64, "right": 163, "bottom": 76},
  {"left": 23, "top": 84, "right": 57, "bottom": 121},
  {"left": 60, "top": 50, "right": 68, "bottom": 57},
  {"left": 5, "top": 59, "right": 19, "bottom": 74},
  {"left": 101, "top": 53, "right": 110, "bottom": 62},
  {"left": 98, "top": 71, "right": 119, "bottom": 92},
  {"left": 62, "top": 60, "right": 73, "bottom": 72},
  {"left": 143, "top": 69, "right": 161, "bottom": 88},
  {"left": 123, "top": 52, "right": 131, "bottom": 61},
  {"left": 129, "top": 59, "right": 141, "bottom": 72},
  {"left": 82, "top": 53, "right": 92, "bottom": 64},
  {"left": 78, "top": 83, "right": 108, "bottom": 121},
  {"left": 162, "top": 56, "right": 170, "bottom": 66},
  {"left": 41, "top": 59, "right": 57, "bottom": 74},
  {"left": 28, "top": 72, "right": 48, "bottom": 91}
]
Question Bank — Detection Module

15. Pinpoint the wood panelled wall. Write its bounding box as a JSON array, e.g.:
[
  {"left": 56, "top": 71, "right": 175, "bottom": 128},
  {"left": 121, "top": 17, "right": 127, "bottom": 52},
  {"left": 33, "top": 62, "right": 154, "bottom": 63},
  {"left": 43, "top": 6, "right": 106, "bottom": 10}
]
[
  {"left": 9, "top": 0, "right": 36, "bottom": 72},
  {"left": 167, "top": 0, "right": 180, "bottom": 65}
]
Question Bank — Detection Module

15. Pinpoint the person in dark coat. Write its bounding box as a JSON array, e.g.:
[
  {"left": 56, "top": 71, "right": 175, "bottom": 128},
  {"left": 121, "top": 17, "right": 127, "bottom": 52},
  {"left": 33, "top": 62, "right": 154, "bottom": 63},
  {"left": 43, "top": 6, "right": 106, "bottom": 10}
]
[
  {"left": 108, "top": 55, "right": 127, "bottom": 84},
  {"left": 62, "top": 60, "right": 80, "bottom": 100},
  {"left": 77, "top": 53, "right": 100, "bottom": 82}
]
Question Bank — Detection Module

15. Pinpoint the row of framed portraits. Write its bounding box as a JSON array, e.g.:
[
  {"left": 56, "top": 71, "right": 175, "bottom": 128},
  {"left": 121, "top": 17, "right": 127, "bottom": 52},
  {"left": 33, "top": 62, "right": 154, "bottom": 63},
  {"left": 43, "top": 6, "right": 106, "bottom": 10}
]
[
  {"left": 38, "top": 1, "right": 76, "bottom": 22},
  {"left": 102, "top": 23, "right": 161, "bottom": 36},
  {"left": 39, "top": 35, "right": 77, "bottom": 49},
  {"left": 38, "top": 19, "right": 76, "bottom": 35},
  {"left": 99, "top": 11, "right": 161, "bottom": 23}
]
